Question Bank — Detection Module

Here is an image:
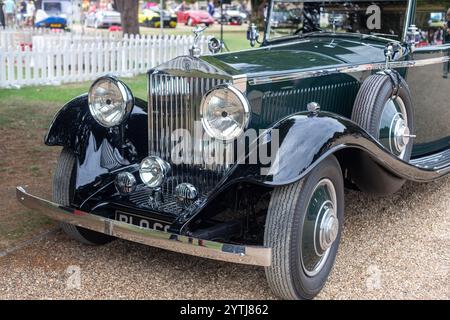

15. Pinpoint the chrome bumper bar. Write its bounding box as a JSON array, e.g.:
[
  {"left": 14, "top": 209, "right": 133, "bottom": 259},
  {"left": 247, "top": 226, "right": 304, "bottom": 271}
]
[{"left": 16, "top": 187, "right": 272, "bottom": 267}]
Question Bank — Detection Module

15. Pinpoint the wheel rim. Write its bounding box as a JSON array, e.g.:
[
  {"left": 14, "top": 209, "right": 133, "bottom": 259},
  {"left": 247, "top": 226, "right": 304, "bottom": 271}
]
[
  {"left": 378, "top": 97, "right": 411, "bottom": 159},
  {"left": 301, "top": 178, "right": 339, "bottom": 277}
]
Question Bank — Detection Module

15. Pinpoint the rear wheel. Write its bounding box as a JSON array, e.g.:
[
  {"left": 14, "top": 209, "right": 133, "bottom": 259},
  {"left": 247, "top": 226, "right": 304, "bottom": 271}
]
[
  {"left": 53, "top": 148, "right": 115, "bottom": 245},
  {"left": 264, "top": 155, "right": 344, "bottom": 300}
]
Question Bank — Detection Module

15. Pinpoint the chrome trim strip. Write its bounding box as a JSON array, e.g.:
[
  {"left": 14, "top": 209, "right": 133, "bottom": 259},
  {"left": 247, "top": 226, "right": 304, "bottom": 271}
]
[
  {"left": 249, "top": 56, "right": 450, "bottom": 85},
  {"left": 16, "top": 187, "right": 272, "bottom": 267}
]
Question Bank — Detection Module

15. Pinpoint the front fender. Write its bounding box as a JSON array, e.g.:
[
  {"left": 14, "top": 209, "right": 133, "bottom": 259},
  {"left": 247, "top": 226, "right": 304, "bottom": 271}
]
[
  {"left": 44, "top": 94, "right": 148, "bottom": 204},
  {"left": 226, "top": 112, "right": 448, "bottom": 193}
]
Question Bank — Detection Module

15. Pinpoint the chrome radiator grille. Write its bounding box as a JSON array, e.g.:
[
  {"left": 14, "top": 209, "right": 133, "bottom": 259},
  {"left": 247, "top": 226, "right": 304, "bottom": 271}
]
[{"left": 148, "top": 72, "right": 230, "bottom": 198}]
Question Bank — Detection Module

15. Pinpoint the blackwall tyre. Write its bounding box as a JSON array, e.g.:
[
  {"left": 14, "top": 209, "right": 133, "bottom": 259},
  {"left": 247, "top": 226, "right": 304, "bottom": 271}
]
[
  {"left": 53, "top": 148, "right": 115, "bottom": 245},
  {"left": 264, "top": 155, "right": 344, "bottom": 300}
]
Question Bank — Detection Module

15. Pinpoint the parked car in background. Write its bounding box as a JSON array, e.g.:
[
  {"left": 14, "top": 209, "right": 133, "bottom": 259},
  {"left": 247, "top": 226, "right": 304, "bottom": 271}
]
[
  {"left": 34, "top": 9, "right": 67, "bottom": 29},
  {"left": 270, "top": 9, "right": 300, "bottom": 28},
  {"left": 85, "top": 9, "right": 121, "bottom": 29},
  {"left": 177, "top": 8, "right": 214, "bottom": 26},
  {"left": 139, "top": 6, "right": 177, "bottom": 28},
  {"left": 213, "top": 5, "right": 248, "bottom": 25}
]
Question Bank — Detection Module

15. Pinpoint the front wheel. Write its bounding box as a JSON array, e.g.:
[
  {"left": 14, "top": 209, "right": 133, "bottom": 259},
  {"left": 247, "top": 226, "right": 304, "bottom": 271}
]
[
  {"left": 264, "top": 155, "right": 344, "bottom": 300},
  {"left": 53, "top": 148, "right": 115, "bottom": 245}
]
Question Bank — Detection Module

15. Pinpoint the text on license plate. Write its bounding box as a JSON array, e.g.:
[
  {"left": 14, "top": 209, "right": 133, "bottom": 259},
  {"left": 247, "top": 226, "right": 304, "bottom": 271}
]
[{"left": 115, "top": 211, "right": 170, "bottom": 232}]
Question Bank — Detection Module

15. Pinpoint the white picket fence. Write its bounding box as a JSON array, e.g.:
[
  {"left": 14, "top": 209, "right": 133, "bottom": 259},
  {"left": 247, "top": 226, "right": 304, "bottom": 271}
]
[{"left": 0, "top": 31, "right": 208, "bottom": 88}]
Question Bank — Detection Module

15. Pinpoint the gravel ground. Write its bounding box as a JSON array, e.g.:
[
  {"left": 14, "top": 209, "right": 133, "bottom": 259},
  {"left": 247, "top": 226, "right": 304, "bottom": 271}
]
[{"left": 0, "top": 178, "right": 449, "bottom": 300}]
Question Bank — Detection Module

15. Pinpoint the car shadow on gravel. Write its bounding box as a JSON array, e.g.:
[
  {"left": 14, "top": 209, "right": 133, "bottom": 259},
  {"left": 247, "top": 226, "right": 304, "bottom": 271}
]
[{"left": 0, "top": 177, "right": 448, "bottom": 299}]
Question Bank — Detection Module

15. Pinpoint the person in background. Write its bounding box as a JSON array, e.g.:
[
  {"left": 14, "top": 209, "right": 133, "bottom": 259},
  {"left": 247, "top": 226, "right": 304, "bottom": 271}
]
[
  {"left": 207, "top": 0, "right": 215, "bottom": 17},
  {"left": 445, "top": 9, "right": 450, "bottom": 43},
  {"left": 0, "top": 0, "right": 5, "bottom": 28},
  {"left": 106, "top": 0, "right": 113, "bottom": 11},
  {"left": 18, "top": 0, "right": 27, "bottom": 26},
  {"left": 26, "top": 0, "right": 35, "bottom": 26},
  {"left": 3, "top": 0, "right": 15, "bottom": 27},
  {"left": 178, "top": 0, "right": 187, "bottom": 12}
]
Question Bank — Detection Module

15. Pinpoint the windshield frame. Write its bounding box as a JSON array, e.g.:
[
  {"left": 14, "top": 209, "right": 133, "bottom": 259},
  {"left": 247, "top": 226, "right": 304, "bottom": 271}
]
[{"left": 263, "top": 0, "right": 415, "bottom": 43}]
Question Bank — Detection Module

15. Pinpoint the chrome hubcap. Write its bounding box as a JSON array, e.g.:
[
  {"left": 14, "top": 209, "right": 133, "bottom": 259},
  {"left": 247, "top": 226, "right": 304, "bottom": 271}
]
[
  {"left": 301, "top": 179, "right": 339, "bottom": 277},
  {"left": 379, "top": 97, "right": 413, "bottom": 160},
  {"left": 319, "top": 207, "right": 338, "bottom": 252},
  {"left": 393, "top": 117, "right": 411, "bottom": 153}
]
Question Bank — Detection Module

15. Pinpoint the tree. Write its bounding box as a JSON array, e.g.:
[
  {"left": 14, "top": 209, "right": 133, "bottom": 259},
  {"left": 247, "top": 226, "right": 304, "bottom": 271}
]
[
  {"left": 250, "top": 0, "right": 267, "bottom": 27},
  {"left": 114, "top": 0, "right": 140, "bottom": 36}
]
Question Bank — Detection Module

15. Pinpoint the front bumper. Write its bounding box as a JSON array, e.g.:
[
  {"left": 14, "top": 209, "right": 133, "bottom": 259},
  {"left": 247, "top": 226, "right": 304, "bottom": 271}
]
[{"left": 16, "top": 187, "right": 271, "bottom": 267}]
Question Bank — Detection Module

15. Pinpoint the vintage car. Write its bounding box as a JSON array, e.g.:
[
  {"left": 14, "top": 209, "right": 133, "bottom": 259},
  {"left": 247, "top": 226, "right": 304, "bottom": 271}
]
[
  {"left": 84, "top": 9, "right": 121, "bottom": 29},
  {"left": 139, "top": 7, "right": 177, "bottom": 28},
  {"left": 17, "top": 0, "right": 450, "bottom": 300},
  {"left": 213, "top": 5, "right": 248, "bottom": 25},
  {"left": 35, "top": 15, "right": 67, "bottom": 30},
  {"left": 34, "top": 8, "right": 68, "bottom": 29},
  {"left": 177, "top": 8, "right": 215, "bottom": 26}
]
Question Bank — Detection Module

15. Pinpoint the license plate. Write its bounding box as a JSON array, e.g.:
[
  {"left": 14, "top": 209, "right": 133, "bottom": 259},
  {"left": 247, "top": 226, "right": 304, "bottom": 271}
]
[
  {"left": 115, "top": 211, "right": 170, "bottom": 232},
  {"left": 50, "top": 23, "right": 62, "bottom": 28}
]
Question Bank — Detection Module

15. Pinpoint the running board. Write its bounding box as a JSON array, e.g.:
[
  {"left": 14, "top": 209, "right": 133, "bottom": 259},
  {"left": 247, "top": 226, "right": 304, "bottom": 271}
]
[{"left": 410, "top": 149, "right": 450, "bottom": 171}]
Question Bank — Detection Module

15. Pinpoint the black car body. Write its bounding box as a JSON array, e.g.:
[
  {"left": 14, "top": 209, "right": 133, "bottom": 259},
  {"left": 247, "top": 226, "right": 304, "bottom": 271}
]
[{"left": 18, "top": 0, "right": 450, "bottom": 299}]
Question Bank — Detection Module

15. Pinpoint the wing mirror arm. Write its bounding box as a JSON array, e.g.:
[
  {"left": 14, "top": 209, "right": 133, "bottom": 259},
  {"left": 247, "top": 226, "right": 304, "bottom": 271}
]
[
  {"left": 247, "top": 23, "right": 262, "bottom": 47},
  {"left": 405, "top": 25, "right": 420, "bottom": 53}
]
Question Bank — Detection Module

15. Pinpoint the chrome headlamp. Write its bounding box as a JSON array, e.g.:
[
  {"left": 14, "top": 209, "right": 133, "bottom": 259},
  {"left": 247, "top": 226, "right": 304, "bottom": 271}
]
[
  {"left": 88, "top": 76, "right": 134, "bottom": 127},
  {"left": 200, "top": 84, "right": 250, "bottom": 141},
  {"left": 139, "top": 156, "right": 171, "bottom": 188}
]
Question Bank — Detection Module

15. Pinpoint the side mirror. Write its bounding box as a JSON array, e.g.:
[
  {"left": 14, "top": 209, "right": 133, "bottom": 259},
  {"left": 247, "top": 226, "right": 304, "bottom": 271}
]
[
  {"left": 247, "top": 23, "right": 260, "bottom": 47},
  {"left": 208, "top": 37, "right": 222, "bottom": 54},
  {"left": 406, "top": 25, "right": 420, "bottom": 52}
]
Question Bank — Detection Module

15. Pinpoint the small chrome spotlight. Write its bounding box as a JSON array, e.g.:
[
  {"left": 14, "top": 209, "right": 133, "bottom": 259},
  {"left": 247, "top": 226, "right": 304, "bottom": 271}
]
[
  {"left": 175, "top": 183, "right": 198, "bottom": 207},
  {"left": 114, "top": 172, "right": 137, "bottom": 195}
]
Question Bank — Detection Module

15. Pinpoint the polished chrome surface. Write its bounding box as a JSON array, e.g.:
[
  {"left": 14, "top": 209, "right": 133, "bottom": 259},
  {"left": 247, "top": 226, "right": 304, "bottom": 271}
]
[
  {"left": 153, "top": 56, "right": 232, "bottom": 80},
  {"left": 403, "top": 0, "right": 415, "bottom": 42},
  {"left": 200, "top": 84, "right": 251, "bottom": 141},
  {"left": 16, "top": 186, "right": 272, "bottom": 267},
  {"left": 88, "top": 76, "right": 134, "bottom": 127},
  {"left": 307, "top": 102, "right": 321, "bottom": 114},
  {"left": 190, "top": 26, "right": 207, "bottom": 57},
  {"left": 249, "top": 56, "right": 450, "bottom": 85},
  {"left": 148, "top": 72, "right": 232, "bottom": 200},
  {"left": 319, "top": 206, "right": 338, "bottom": 252},
  {"left": 207, "top": 37, "right": 222, "bottom": 54},
  {"left": 114, "top": 172, "right": 137, "bottom": 195},
  {"left": 139, "top": 156, "right": 171, "bottom": 188},
  {"left": 175, "top": 183, "right": 199, "bottom": 207}
]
